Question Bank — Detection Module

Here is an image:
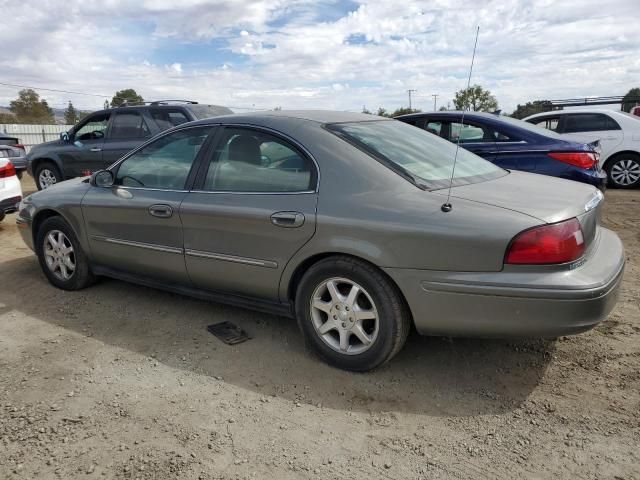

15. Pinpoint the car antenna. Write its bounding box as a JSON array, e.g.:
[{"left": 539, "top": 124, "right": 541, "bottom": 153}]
[{"left": 441, "top": 25, "right": 480, "bottom": 213}]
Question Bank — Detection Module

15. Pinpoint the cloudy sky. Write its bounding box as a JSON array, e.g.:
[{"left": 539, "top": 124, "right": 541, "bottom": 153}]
[{"left": 1, "top": 0, "right": 637, "bottom": 114}]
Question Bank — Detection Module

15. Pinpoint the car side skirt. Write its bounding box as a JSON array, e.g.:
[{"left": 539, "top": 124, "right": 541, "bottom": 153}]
[{"left": 92, "top": 265, "right": 295, "bottom": 319}]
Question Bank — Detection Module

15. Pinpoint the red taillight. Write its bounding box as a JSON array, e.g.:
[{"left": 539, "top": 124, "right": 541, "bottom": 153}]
[
  {"left": 0, "top": 161, "right": 16, "bottom": 178},
  {"left": 505, "top": 218, "right": 585, "bottom": 265},
  {"left": 14, "top": 144, "right": 26, "bottom": 151},
  {"left": 548, "top": 152, "right": 597, "bottom": 169}
]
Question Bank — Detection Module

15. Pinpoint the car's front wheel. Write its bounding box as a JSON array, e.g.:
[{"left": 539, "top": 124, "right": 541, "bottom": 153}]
[
  {"left": 605, "top": 154, "right": 640, "bottom": 188},
  {"left": 36, "top": 216, "right": 95, "bottom": 290},
  {"left": 295, "top": 256, "right": 410, "bottom": 371},
  {"left": 35, "top": 162, "right": 62, "bottom": 190}
]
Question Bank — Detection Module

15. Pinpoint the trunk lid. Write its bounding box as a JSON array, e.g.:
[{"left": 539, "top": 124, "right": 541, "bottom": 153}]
[{"left": 435, "top": 170, "right": 603, "bottom": 250}]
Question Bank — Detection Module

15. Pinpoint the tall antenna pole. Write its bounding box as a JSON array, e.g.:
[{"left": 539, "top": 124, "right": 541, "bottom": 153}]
[
  {"left": 441, "top": 26, "right": 480, "bottom": 213},
  {"left": 431, "top": 94, "right": 439, "bottom": 111},
  {"left": 407, "top": 89, "right": 417, "bottom": 109}
]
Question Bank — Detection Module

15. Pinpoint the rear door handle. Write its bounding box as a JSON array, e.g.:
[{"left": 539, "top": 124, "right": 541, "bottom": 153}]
[
  {"left": 90, "top": 147, "right": 102, "bottom": 152},
  {"left": 149, "top": 204, "right": 173, "bottom": 218},
  {"left": 271, "top": 211, "right": 305, "bottom": 228}
]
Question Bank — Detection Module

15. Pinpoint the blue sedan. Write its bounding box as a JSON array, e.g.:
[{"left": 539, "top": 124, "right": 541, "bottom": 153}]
[{"left": 397, "top": 112, "right": 606, "bottom": 189}]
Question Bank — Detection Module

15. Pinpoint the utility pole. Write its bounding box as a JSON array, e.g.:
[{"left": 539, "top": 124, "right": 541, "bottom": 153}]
[
  {"left": 431, "top": 94, "right": 439, "bottom": 111},
  {"left": 407, "top": 89, "right": 417, "bottom": 109}
]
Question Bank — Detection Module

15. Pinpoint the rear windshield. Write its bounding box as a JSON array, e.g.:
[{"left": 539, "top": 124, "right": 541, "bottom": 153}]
[
  {"left": 327, "top": 120, "right": 506, "bottom": 190},
  {"left": 0, "top": 137, "right": 18, "bottom": 146},
  {"left": 187, "top": 104, "right": 233, "bottom": 120}
]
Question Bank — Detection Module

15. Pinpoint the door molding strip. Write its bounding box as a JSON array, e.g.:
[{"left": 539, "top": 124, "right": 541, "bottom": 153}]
[
  {"left": 185, "top": 249, "right": 278, "bottom": 269},
  {"left": 90, "top": 235, "right": 183, "bottom": 255}
]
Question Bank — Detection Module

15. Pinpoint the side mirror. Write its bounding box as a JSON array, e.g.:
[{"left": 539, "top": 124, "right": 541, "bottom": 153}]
[
  {"left": 60, "top": 131, "right": 70, "bottom": 142},
  {"left": 90, "top": 170, "right": 114, "bottom": 188}
]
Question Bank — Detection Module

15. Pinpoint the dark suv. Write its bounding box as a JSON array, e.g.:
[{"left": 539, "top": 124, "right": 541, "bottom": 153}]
[{"left": 27, "top": 101, "right": 233, "bottom": 190}]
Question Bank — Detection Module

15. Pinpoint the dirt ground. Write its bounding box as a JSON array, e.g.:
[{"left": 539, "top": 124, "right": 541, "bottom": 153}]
[{"left": 0, "top": 176, "right": 638, "bottom": 480}]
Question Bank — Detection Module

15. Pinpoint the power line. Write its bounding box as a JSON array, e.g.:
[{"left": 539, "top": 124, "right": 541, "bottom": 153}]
[
  {"left": 407, "top": 89, "right": 417, "bottom": 109},
  {"left": 0, "top": 81, "right": 110, "bottom": 98}
]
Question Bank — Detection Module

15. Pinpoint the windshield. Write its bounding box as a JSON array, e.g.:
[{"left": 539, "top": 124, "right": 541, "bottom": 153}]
[{"left": 327, "top": 120, "right": 506, "bottom": 189}]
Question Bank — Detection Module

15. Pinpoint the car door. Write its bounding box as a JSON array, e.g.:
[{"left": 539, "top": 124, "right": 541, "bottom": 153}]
[
  {"left": 81, "top": 125, "right": 215, "bottom": 283},
  {"left": 101, "top": 109, "right": 156, "bottom": 167},
  {"left": 491, "top": 126, "right": 537, "bottom": 172},
  {"left": 559, "top": 113, "right": 624, "bottom": 160},
  {"left": 180, "top": 126, "right": 318, "bottom": 301},
  {"left": 61, "top": 112, "right": 110, "bottom": 177}
]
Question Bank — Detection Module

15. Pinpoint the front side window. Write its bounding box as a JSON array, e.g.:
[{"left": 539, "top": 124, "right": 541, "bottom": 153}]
[
  {"left": 114, "top": 127, "right": 212, "bottom": 190},
  {"left": 563, "top": 113, "right": 614, "bottom": 133},
  {"left": 425, "top": 121, "right": 442, "bottom": 136},
  {"left": 202, "top": 128, "right": 315, "bottom": 192},
  {"left": 531, "top": 116, "right": 560, "bottom": 132},
  {"left": 328, "top": 120, "right": 505, "bottom": 190},
  {"left": 110, "top": 111, "right": 151, "bottom": 139},
  {"left": 74, "top": 113, "right": 110, "bottom": 141}
]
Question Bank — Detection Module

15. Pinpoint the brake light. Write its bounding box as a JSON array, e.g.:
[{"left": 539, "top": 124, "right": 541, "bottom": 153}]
[
  {"left": 0, "top": 161, "right": 16, "bottom": 178},
  {"left": 505, "top": 218, "right": 585, "bottom": 265},
  {"left": 548, "top": 152, "right": 597, "bottom": 169},
  {"left": 13, "top": 144, "right": 25, "bottom": 151}
]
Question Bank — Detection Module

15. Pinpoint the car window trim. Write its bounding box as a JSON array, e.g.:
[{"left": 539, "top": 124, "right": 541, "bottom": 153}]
[
  {"left": 190, "top": 123, "right": 320, "bottom": 194},
  {"left": 106, "top": 124, "right": 219, "bottom": 192}
]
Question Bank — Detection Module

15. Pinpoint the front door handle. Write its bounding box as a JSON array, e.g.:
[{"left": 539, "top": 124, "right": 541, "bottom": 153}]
[
  {"left": 149, "top": 204, "right": 173, "bottom": 218},
  {"left": 90, "top": 147, "right": 102, "bottom": 152},
  {"left": 271, "top": 211, "right": 305, "bottom": 228}
]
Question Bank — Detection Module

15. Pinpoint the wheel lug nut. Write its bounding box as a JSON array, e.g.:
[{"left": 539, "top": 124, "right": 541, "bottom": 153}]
[
  {"left": 333, "top": 315, "right": 337, "bottom": 320},
  {"left": 345, "top": 306, "right": 349, "bottom": 311},
  {"left": 341, "top": 323, "right": 346, "bottom": 328}
]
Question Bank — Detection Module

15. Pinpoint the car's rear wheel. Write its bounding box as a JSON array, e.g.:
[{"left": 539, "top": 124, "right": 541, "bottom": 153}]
[
  {"left": 605, "top": 154, "right": 640, "bottom": 188},
  {"left": 35, "top": 162, "right": 62, "bottom": 190},
  {"left": 295, "top": 256, "right": 410, "bottom": 371},
  {"left": 36, "top": 216, "right": 95, "bottom": 290}
]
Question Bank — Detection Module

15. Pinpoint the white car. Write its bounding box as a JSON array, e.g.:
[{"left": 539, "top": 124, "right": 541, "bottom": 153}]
[
  {"left": 0, "top": 159, "right": 23, "bottom": 222},
  {"left": 524, "top": 109, "right": 640, "bottom": 188}
]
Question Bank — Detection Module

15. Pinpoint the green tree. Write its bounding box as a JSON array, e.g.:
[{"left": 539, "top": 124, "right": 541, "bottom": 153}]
[
  {"left": 110, "top": 89, "right": 144, "bottom": 107},
  {"left": 0, "top": 112, "right": 17, "bottom": 123},
  {"left": 390, "top": 107, "right": 421, "bottom": 117},
  {"left": 362, "top": 106, "right": 372, "bottom": 114},
  {"left": 376, "top": 107, "right": 390, "bottom": 117},
  {"left": 453, "top": 84, "right": 498, "bottom": 112},
  {"left": 438, "top": 106, "right": 448, "bottom": 111},
  {"left": 510, "top": 100, "right": 552, "bottom": 119},
  {"left": 9, "top": 89, "right": 54, "bottom": 123},
  {"left": 64, "top": 101, "right": 79, "bottom": 124},
  {"left": 621, "top": 87, "right": 640, "bottom": 113}
]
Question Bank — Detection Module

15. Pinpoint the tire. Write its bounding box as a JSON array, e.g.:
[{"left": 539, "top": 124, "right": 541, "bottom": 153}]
[
  {"left": 605, "top": 153, "right": 640, "bottom": 189},
  {"left": 35, "top": 161, "right": 62, "bottom": 190},
  {"left": 295, "top": 256, "right": 410, "bottom": 372},
  {"left": 35, "top": 216, "right": 95, "bottom": 291}
]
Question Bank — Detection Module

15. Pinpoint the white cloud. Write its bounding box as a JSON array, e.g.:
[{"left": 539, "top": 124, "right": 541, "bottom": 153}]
[{"left": 0, "top": 0, "right": 637, "bottom": 114}]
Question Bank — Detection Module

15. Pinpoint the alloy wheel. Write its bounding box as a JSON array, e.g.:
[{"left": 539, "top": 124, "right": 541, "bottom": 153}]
[
  {"left": 38, "top": 169, "right": 58, "bottom": 189},
  {"left": 611, "top": 159, "right": 640, "bottom": 186},
  {"left": 43, "top": 230, "right": 76, "bottom": 280},
  {"left": 310, "top": 277, "right": 379, "bottom": 355}
]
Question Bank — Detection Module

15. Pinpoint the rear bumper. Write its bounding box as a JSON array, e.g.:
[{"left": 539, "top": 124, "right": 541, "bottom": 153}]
[
  {"left": 10, "top": 155, "right": 27, "bottom": 171},
  {"left": 385, "top": 228, "right": 625, "bottom": 337}
]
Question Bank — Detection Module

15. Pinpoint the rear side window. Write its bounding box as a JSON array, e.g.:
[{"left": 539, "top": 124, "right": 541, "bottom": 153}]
[
  {"left": 110, "top": 111, "right": 151, "bottom": 139},
  {"left": 202, "top": 128, "right": 315, "bottom": 192},
  {"left": 150, "top": 108, "right": 190, "bottom": 131},
  {"left": 0, "top": 137, "right": 18, "bottom": 146},
  {"left": 563, "top": 113, "right": 620, "bottom": 133},
  {"left": 425, "top": 121, "right": 442, "bottom": 135}
]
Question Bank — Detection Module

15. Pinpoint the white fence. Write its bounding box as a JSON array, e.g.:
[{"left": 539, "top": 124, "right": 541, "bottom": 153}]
[{"left": 0, "top": 124, "right": 74, "bottom": 153}]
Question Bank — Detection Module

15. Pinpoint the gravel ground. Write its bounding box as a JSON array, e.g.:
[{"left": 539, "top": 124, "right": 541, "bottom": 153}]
[{"left": 0, "top": 177, "right": 638, "bottom": 479}]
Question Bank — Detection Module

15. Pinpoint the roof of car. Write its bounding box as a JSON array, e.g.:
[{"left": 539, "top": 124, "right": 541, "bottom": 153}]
[
  {"left": 524, "top": 108, "right": 625, "bottom": 119},
  {"left": 397, "top": 111, "right": 503, "bottom": 120},
  {"left": 192, "top": 110, "right": 391, "bottom": 125}
]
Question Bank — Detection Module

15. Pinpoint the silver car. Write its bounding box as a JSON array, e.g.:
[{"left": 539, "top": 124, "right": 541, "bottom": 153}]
[
  {"left": 16, "top": 111, "right": 624, "bottom": 371},
  {"left": 0, "top": 134, "right": 27, "bottom": 178}
]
